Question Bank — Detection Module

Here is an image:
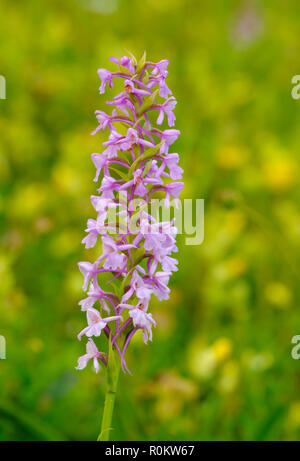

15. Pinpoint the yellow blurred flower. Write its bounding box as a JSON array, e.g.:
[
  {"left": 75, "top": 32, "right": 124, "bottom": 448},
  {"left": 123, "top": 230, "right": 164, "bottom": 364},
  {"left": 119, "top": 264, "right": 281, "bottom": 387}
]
[
  {"left": 144, "top": 371, "right": 199, "bottom": 422},
  {"left": 154, "top": 396, "right": 182, "bottom": 421},
  {"left": 225, "top": 210, "right": 247, "bottom": 236},
  {"left": 213, "top": 338, "right": 233, "bottom": 364},
  {"left": 263, "top": 157, "right": 297, "bottom": 193},
  {"left": 188, "top": 346, "right": 217, "bottom": 380},
  {"left": 0, "top": 254, "right": 15, "bottom": 294},
  {"left": 51, "top": 163, "right": 81, "bottom": 195},
  {"left": 65, "top": 270, "right": 84, "bottom": 297},
  {"left": 27, "top": 337, "right": 44, "bottom": 354},
  {"left": 216, "top": 145, "right": 248, "bottom": 170},
  {"left": 157, "top": 371, "right": 199, "bottom": 400},
  {"left": 265, "top": 282, "right": 292, "bottom": 309},
  {"left": 213, "top": 256, "right": 247, "bottom": 282},
  {"left": 217, "top": 360, "right": 239, "bottom": 394},
  {"left": 10, "top": 184, "right": 47, "bottom": 219},
  {"left": 49, "top": 230, "right": 80, "bottom": 257},
  {"left": 226, "top": 256, "right": 247, "bottom": 278},
  {"left": 0, "top": 150, "right": 11, "bottom": 181},
  {"left": 188, "top": 338, "right": 233, "bottom": 380},
  {"left": 287, "top": 402, "right": 300, "bottom": 429},
  {"left": 5, "top": 290, "right": 26, "bottom": 311}
]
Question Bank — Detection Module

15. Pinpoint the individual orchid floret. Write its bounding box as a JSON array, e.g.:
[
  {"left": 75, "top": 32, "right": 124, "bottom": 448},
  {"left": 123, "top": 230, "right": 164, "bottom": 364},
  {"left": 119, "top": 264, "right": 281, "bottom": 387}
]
[
  {"left": 119, "top": 300, "right": 156, "bottom": 345},
  {"left": 120, "top": 56, "right": 135, "bottom": 73},
  {"left": 123, "top": 79, "right": 150, "bottom": 97},
  {"left": 79, "top": 282, "right": 111, "bottom": 313},
  {"left": 129, "top": 305, "right": 156, "bottom": 344},
  {"left": 102, "top": 131, "right": 124, "bottom": 159},
  {"left": 106, "top": 94, "right": 135, "bottom": 117},
  {"left": 76, "top": 339, "right": 106, "bottom": 373},
  {"left": 164, "top": 153, "right": 183, "bottom": 179},
  {"left": 97, "top": 69, "right": 113, "bottom": 94},
  {"left": 119, "top": 168, "right": 163, "bottom": 197},
  {"left": 163, "top": 181, "right": 185, "bottom": 207},
  {"left": 158, "top": 129, "right": 181, "bottom": 154},
  {"left": 90, "top": 195, "right": 117, "bottom": 214},
  {"left": 151, "top": 59, "right": 169, "bottom": 77},
  {"left": 78, "top": 308, "right": 122, "bottom": 340},
  {"left": 101, "top": 235, "right": 134, "bottom": 271},
  {"left": 81, "top": 213, "right": 115, "bottom": 249},
  {"left": 91, "top": 110, "right": 114, "bottom": 134},
  {"left": 121, "top": 270, "right": 152, "bottom": 303},
  {"left": 148, "top": 73, "right": 172, "bottom": 98},
  {"left": 156, "top": 97, "right": 177, "bottom": 126},
  {"left": 78, "top": 261, "right": 100, "bottom": 291},
  {"left": 109, "top": 55, "right": 136, "bottom": 74},
  {"left": 97, "top": 176, "right": 120, "bottom": 198},
  {"left": 91, "top": 153, "right": 108, "bottom": 182},
  {"left": 122, "top": 128, "right": 154, "bottom": 150}
]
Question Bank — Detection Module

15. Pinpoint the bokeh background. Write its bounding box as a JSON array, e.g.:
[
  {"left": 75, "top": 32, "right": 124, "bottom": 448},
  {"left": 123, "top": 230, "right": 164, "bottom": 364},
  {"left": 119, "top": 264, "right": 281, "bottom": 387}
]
[{"left": 0, "top": 0, "right": 300, "bottom": 441}]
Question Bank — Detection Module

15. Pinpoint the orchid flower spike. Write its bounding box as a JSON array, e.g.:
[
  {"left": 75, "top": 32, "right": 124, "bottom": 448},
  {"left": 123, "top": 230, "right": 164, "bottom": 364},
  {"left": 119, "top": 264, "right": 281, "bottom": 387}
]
[{"left": 77, "top": 52, "right": 183, "bottom": 375}]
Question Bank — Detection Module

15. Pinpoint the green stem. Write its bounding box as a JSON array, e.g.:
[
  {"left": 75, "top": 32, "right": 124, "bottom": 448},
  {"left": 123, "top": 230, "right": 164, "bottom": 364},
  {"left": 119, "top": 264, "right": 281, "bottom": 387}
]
[
  {"left": 97, "top": 342, "right": 120, "bottom": 441},
  {"left": 98, "top": 389, "right": 118, "bottom": 441}
]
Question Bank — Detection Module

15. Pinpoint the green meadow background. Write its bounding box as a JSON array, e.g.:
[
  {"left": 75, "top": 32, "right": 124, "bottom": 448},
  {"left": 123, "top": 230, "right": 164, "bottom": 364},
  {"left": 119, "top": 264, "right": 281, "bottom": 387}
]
[{"left": 0, "top": 0, "right": 300, "bottom": 441}]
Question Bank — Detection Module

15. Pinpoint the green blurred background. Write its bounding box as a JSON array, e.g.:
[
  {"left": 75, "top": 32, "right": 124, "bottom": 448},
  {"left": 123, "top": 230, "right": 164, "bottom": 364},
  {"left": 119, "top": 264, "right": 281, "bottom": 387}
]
[{"left": 0, "top": 0, "right": 300, "bottom": 441}]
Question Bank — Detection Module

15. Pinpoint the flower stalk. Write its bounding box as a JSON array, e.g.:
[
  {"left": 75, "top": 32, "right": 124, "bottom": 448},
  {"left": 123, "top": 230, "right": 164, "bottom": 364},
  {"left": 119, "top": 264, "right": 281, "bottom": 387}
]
[{"left": 98, "top": 338, "right": 120, "bottom": 441}]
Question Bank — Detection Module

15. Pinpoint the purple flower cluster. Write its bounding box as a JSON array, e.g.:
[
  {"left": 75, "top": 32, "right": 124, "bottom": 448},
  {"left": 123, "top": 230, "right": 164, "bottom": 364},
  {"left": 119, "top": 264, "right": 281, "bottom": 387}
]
[{"left": 76, "top": 53, "right": 184, "bottom": 374}]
